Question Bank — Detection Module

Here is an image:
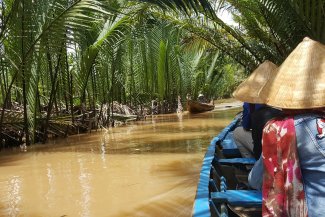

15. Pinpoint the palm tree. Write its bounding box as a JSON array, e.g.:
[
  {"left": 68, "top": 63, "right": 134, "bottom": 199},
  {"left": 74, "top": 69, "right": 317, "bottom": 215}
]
[
  {"left": 0, "top": 0, "right": 123, "bottom": 144},
  {"left": 141, "top": 0, "right": 325, "bottom": 65},
  {"left": 2, "top": 0, "right": 323, "bottom": 146}
]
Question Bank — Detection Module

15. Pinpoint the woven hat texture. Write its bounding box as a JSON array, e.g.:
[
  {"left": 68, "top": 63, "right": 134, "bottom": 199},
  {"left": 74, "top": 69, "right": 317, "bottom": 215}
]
[
  {"left": 233, "top": 60, "right": 277, "bottom": 104},
  {"left": 260, "top": 37, "right": 325, "bottom": 109}
]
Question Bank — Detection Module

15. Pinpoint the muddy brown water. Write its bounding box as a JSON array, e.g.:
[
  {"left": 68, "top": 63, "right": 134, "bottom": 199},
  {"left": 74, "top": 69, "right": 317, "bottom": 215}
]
[{"left": 0, "top": 108, "right": 240, "bottom": 217}]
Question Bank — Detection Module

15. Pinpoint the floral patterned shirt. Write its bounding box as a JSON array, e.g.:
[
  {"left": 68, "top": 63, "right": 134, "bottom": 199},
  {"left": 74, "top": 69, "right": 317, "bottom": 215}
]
[{"left": 262, "top": 117, "right": 308, "bottom": 217}]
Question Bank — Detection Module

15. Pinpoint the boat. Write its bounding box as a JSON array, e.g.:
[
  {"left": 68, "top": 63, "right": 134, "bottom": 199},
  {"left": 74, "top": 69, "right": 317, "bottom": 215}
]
[
  {"left": 187, "top": 100, "right": 215, "bottom": 113},
  {"left": 112, "top": 113, "right": 138, "bottom": 122},
  {"left": 192, "top": 114, "right": 262, "bottom": 217}
]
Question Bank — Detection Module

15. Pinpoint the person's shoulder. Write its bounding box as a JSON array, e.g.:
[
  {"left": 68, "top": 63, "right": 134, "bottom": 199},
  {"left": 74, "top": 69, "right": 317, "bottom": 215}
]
[
  {"left": 255, "top": 104, "right": 264, "bottom": 110},
  {"left": 243, "top": 102, "right": 249, "bottom": 108},
  {"left": 264, "top": 116, "right": 293, "bottom": 130}
]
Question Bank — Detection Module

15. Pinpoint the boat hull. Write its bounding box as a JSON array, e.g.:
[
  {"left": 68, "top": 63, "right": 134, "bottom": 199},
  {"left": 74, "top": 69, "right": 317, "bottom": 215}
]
[{"left": 192, "top": 115, "right": 262, "bottom": 217}]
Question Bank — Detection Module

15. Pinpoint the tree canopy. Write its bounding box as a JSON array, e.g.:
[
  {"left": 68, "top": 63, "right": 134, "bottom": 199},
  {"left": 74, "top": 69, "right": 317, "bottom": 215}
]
[{"left": 0, "top": 0, "right": 324, "bottom": 145}]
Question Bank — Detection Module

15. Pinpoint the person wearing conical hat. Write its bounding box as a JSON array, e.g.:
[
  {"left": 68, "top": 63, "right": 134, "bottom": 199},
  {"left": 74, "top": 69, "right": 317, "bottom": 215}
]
[
  {"left": 232, "top": 60, "right": 282, "bottom": 162},
  {"left": 233, "top": 60, "right": 278, "bottom": 104},
  {"left": 260, "top": 37, "right": 325, "bottom": 217}
]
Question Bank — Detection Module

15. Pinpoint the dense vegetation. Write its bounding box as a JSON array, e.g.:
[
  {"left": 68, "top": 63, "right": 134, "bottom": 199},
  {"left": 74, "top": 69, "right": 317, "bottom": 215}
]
[{"left": 0, "top": 0, "right": 324, "bottom": 146}]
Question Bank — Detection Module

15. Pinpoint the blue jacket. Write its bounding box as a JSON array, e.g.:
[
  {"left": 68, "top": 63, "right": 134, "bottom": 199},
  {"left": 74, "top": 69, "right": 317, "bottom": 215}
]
[{"left": 242, "top": 102, "right": 263, "bottom": 130}]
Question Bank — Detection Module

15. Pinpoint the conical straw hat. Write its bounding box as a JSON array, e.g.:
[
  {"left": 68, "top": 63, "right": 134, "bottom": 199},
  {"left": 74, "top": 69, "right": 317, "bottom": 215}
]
[
  {"left": 260, "top": 37, "right": 325, "bottom": 109},
  {"left": 232, "top": 60, "right": 278, "bottom": 104}
]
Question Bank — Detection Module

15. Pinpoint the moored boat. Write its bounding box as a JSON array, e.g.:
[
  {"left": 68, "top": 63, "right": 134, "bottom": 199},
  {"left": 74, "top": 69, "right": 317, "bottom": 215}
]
[
  {"left": 187, "top": 100, "right": 215, "bottom": 113},
  {"left": 192, "top": 114, "right": 262, "bottom": 217}
]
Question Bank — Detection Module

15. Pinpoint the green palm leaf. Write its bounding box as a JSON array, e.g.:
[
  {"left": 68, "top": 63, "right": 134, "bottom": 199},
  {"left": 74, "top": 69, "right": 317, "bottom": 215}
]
[{"left": 135, "top": 0, "right": 215, "bottom": 16}]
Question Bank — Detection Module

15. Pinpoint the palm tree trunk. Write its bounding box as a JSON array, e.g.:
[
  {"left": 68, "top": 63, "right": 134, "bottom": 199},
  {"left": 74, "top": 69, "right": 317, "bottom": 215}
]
[
  {"left": 20, "top": 0, "right": 30, "bottom": 146},
  {"left": 42, "top": 45, "right": 63, "bottom": 143},
  {"left": 65, "top": 53, "right": 74, "bottom": 122}
]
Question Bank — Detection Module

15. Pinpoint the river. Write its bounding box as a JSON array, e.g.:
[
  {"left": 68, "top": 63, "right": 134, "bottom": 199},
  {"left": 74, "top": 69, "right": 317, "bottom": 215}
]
[{"left": 0, "top": 108, "right": 240, "bottom": 217}]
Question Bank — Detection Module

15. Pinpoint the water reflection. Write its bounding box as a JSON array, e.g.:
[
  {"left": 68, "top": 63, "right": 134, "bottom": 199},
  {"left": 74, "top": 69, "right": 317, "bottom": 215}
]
[
  {"left": 0, "top": 108, "right": 240, "bottom": 217},
  {"left": 78, "top": 158, "right": 91, "bottom": 217},
  {"left": 7, "top": 176, "right": 22, "bottom": 216},
  {"left": 45, "top": 163, "right": 54, "bottom": 209}
]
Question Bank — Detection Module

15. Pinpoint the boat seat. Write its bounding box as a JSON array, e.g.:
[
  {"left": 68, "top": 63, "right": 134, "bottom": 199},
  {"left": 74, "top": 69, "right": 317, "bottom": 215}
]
[
  {"left": 211, "top": 159, "right": 249, "bottom": 190},
  {"left": 214, "top": 154, "right": 255, "bottom": 168},
  {"left": 218, "top": 158, "right": 256, "bottom": 165},
  {"left": 218, "top": 132, "right": 241, "bottom": 157},
  {"left": 211, "top": 190, "right": 262, "bottom": 207},
  {"left": 209, "top": 179, "right": 262, "bottom": 217}
]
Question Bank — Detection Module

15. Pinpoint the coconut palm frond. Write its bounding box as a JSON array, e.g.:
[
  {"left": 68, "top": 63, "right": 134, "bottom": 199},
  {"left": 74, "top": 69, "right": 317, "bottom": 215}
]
[{"left": 135, "top": 0, "right": 215, "bottom": 16}]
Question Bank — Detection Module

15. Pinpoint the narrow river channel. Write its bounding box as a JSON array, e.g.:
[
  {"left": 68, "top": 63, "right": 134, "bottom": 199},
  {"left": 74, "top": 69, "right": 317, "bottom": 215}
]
[{"left": 0, "top": 108, "right": 240, "bottom": 217}]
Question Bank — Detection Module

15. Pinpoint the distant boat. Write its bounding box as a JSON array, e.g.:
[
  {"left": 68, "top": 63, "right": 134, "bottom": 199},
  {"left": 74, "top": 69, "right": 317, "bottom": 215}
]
[
  {"left": 187, "top": 100, "right": 215, "bottom": 113},
  {"left": 112, "top": 113, "right": 137, "bottom": 122}
]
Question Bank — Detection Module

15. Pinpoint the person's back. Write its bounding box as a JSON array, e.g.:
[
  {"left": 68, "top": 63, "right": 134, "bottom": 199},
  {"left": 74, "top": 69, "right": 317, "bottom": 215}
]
[
  {"left": 241, "top": 102, "right": 263, "bottom": 130},
  {"left": 247, "top": 106, "right": 282, "bottom": 190},
  {"left": 261, "top": 113, "right": 325, "bottom": 217},
  {"left": 251, "top": 106, "right": 282, "bottom": 159},
  {"left": 294, "top": 113, "right": 325, "bottom": 217},
  {"left": 262, "top": 116, "right": 308, "bottom": 216},
  {"left": 231, "top": 61, "right": 278, "bottom": 159}
]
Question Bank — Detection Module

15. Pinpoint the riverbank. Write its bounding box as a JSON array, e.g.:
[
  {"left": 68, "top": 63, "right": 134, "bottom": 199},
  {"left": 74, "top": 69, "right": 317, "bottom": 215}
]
[{"left": 0, "top": 98, "right": 242, "bottom": 150}]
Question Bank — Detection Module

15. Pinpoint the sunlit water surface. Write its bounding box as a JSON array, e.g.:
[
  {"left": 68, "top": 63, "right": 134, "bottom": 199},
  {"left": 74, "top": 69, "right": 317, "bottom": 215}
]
[{"left": 0, "top": 109, "right": 240, "bottom": 217}]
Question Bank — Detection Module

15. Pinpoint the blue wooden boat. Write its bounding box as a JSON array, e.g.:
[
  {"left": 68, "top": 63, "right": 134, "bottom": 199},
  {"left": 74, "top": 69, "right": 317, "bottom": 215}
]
[{"left": 192, "top": 115, "right": 262, "bottom": 217}]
